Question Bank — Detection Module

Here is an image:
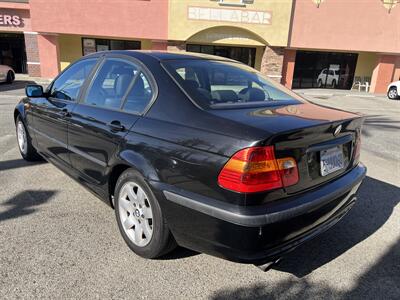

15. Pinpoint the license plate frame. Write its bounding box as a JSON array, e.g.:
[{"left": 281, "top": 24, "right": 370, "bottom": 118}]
[{"left": 320, "top": 145, "right": 345, "bottom": 176}]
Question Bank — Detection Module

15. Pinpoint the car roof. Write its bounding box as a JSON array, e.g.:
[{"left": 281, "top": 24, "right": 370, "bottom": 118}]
[{"left": 85, "top": 50, "right": 237, "bottom": 63}]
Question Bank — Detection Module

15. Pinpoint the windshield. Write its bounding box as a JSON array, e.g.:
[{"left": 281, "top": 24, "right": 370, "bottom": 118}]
[{"left": 163, "top": 59, "right": 303, "bottom": 109}]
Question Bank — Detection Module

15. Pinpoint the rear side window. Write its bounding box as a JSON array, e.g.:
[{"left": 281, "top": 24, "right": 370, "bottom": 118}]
[
  {"left": 163, "top": 59, "right": 302, "bottom": 109},
  {"left": 83, "top": 59, "right": 138, "bottom": 109},
  {"left": 50, "top": 59, "right": 96, "bottom": 101},
  {"left": 123, "top": 72, "right": 153, "bottom": 113}
]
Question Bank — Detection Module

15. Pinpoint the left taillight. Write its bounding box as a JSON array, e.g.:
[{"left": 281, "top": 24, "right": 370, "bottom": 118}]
[{"left": 217, "top": 146, "right": 299, "bottom": 193}]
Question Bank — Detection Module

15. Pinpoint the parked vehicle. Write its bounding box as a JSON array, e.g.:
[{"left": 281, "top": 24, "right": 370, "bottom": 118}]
[
  {"left": 387, "top": 80, "right": 400, "bottom": 100},
  {"left": 317, "top": 68, "right": 339, "bottom": 88},
  {"left": 14, "top": 51, "right": 366, "bottom": 269},
  {"left": 0, "top": 64, "right": 15, "bottom": 83}
]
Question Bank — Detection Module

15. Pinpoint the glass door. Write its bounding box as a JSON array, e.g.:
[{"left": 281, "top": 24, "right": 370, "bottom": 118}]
[{"left": 292, "top": 51, "right": 358, "bottom": 90}]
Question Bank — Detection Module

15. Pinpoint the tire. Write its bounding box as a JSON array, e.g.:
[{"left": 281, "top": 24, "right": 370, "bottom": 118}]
[
  {"left": 387, "top": 87, "right": 398, "bottom": 100},
  {"left": 317, "top": 80, "right": 323, "bottom": 88},
  {"left": 331, "top": 80, "right": 337, "bottom": 89},
  {"left": 6, "top": 70, "right": 14, "bottom": 84},
  {"left": 114, "top": 169, "right": 176, "bottom": 258},
  {"left": 15, "top": 116, "right": 41, "bottom": 161}
]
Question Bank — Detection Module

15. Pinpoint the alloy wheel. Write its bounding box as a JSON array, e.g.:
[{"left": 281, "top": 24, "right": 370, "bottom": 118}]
[
  {"left": 118, "top": 181, "right": 153, "bottom": 247},
  {"left": 388, "top": 89, "right": 397, "bottom": 99},
  {"left": 17, "top": 121, "right": 27, "bottom": 154}
]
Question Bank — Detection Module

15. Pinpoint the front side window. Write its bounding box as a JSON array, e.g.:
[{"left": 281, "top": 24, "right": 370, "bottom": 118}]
[
  {"left": 50, "top": 59, "right": 97, "bottom": 101},
  {"left": 83, "top": 59, "right": 138, "bottom": 109},
  {"left": 163, "top": 59, "right": 303, "bottom": 109}
]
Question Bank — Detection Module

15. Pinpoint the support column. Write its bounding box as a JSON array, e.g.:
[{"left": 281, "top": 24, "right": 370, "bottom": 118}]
[
  {"left": 24, "top": 32, "right": 41, "bottom": 77},
  {"left": 281, "top": 49, "right": 296, "bottom": 88},
  {"left": 260, "top": 46, "right": 284, "bottom": 82},
  {"left": 393, "top": 56, "right": 400, "bottom": 82},
  {"left": 37, "top": 33, "right": 60, "bottom": 78},
  {"left": 370, "top": 54, "right": 397, "bottom": 93},
  {"left": 151, "top": 40, "right": 168, "bottom": 51}
]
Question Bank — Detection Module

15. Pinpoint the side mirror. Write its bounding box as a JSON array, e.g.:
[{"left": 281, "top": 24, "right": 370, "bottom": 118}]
[{"left": 25, "top": 84, "right": 44, "bottom": 97}]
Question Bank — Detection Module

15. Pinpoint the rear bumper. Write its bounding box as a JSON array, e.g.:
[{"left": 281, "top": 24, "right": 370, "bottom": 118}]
[{"left": 155, "top": 164, "right": 366, "bottom": 264}]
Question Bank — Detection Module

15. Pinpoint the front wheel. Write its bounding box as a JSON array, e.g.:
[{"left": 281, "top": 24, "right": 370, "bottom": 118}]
[
  {"left": 114, "top": 169, "right": 176, "bottom": 258},
  {"left": 331, "top": 80, "right": 337, "bottom": 88},
  {"left": 15, "top": 116, "right": 41, "bottom": 161},
  {"left": 387, "top": 87, "right": 398, "bottom": 100}
]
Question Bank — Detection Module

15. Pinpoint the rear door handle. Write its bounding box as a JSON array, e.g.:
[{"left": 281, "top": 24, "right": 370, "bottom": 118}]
[
  {"left": 60, "top": 108, "right": 71, "bottom": 118},
  {"left": 108, "top": 120, "right": 125, "bottom": 132}
]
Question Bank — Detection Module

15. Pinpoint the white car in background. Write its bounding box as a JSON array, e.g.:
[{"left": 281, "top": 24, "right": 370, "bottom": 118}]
[
  {"left": 387, "top": 80, "right": 400, "bottom": 100},
  {"left": 317, "top": 68, "right": 339, "bottom": 88},
  {"left": 0, "top": 65, "right": 15, "bottom": 84}
]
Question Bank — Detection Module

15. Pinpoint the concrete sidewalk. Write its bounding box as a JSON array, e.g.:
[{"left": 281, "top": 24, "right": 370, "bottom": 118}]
[
  {"left": 15, "top": 73, "right": 53, "bottom": 85},
  {"left": 294, "top": 88, "right": 387, "bottom": 100}
]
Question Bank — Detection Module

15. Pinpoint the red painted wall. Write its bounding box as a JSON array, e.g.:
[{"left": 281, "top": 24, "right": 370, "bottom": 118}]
[
  {"left": 29, "top": 0, "right": 168, "bottom": 40},
  {"left": 289, "top": 0, "right": 400, "bottom": 53},
  {"left": 370, "top": 55, "right": 397, "bottom": 93}
]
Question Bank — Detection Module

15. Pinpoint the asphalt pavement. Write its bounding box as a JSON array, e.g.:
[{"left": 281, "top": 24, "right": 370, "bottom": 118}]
[{"left": 0, "top": 82, "right": 399, "bottom": 299}]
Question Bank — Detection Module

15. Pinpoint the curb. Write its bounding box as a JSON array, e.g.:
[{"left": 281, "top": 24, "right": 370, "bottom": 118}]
[{"left": 15, "top": 74, "right": 53, "bottom": 85}]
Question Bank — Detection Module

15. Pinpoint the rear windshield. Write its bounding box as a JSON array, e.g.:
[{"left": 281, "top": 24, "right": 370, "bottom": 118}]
[{"left": 163, "top": 59, "right": 303, "bottom": 109}]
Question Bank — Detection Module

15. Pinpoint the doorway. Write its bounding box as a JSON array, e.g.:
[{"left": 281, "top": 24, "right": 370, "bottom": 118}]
[{"left": 0, "top": 33, "right": 27, "bottom": 73}]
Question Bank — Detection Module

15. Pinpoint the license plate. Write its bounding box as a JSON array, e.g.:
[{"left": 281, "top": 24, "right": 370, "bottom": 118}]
[{"left": 320, "top": 146, "right": 344, "bottom": 176}]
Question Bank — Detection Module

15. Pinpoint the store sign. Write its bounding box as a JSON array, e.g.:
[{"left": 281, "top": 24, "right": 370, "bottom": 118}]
[
  {"left": 0, "top": 14, "right": 22, "bottom": 27},
  {"left": 188, "top": 6, "right": 271, "bottom": 25}
]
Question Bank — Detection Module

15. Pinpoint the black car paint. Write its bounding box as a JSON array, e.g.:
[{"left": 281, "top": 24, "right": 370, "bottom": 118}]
[{"left": 15, "top": 51, "right": 366, "bottom": 264}]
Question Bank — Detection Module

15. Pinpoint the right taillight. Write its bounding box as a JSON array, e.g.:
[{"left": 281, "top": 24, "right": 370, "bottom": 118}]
[{"left": 218, "top": 146, "right": 299, "bottom": 193}]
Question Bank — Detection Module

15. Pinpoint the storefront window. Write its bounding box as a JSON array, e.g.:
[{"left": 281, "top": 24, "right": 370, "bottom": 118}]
[
  {"left": 292, "top": 51, "right": 358, "bottom": 90},
  {"left": 82, "top": 38, "right": 141, "bottom": 56},
  {"left": 187, "top": 44, "right": 256, "bottom": 67}
]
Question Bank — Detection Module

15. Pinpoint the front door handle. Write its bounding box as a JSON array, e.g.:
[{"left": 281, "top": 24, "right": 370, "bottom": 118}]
[
  {"left": 60, "top": 108, "right": 71, "bottom": 118},
  {"left": 108, "top": 120, "right": 125, "bottom": 132}
]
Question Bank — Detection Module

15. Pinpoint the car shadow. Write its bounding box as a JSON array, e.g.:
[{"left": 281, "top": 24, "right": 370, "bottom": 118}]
[
  {"left": 0, "top": 80, "right": 37, "bottom": 93},
  {"left": 160, "top": 246, "right": 199, "bottom": 260},
  {"left": 0, "top": 190, "right": 57, "bottom": 223},
  {"left": 0, "top": 158, "right": 46, "bottom": 172},
  {"left": 362, "top": 115, "right": 400, "bottom": 137},
  {"left": 272, "top": 176, "right": 399, "bottom": 277},
  {"left": 210, "top": 237, "right": 400, "bottom": 299}
]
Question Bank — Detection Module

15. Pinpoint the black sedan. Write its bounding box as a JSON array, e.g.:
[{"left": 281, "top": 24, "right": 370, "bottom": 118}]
[{"left": 14, "top": 51, "right": 366, "bottom": 269}]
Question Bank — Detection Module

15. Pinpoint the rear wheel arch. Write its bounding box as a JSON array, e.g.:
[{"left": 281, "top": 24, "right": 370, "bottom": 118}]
[
  {"left": 108, "top": 164, "right": 131, "bottom": 207},
  {"left": 107, "top": 154, "right": 160, "bottom": 207}
]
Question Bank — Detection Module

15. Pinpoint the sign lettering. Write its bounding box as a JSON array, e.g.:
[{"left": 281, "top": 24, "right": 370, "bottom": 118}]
[
  {"left": 0, "top": 14, "right": 22, "bottom": 27},
  {"left": 188, "top": 7, "right": 271, "bottom": 25}
]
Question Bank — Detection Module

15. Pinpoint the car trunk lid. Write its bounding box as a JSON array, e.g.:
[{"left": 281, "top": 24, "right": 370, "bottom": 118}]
[{"left": 210, "top": 102, "right": 364, "bottom": 194}]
